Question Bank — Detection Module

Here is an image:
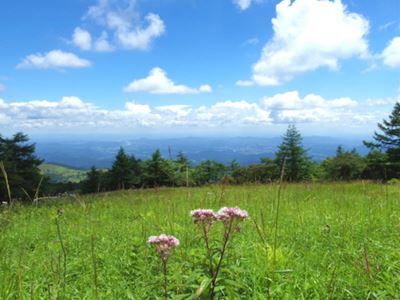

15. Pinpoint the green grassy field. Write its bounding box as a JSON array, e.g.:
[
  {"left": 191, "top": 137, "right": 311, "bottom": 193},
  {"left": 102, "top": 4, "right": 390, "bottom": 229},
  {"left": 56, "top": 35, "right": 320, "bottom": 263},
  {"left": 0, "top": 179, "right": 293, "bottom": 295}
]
[
  {"left": 1, "top": 183, "right": 399, "bottom": 299},
  {"left": 39, "top": 163, "right": 87, "bottom": 183}
]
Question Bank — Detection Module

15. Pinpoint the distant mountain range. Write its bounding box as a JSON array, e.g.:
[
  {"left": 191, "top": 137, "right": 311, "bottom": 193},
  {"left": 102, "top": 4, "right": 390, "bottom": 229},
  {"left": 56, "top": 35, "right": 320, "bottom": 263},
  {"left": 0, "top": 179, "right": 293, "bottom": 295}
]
[{"left": 34, "top": 136, "right": 369, "bottom": 169}]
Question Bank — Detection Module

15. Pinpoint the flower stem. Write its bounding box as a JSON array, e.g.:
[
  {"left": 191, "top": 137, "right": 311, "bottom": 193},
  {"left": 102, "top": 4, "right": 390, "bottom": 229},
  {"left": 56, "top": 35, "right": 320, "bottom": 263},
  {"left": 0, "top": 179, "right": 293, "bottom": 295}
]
[
  {"left": 162, "top": 259, "right": 168, "bottom": 299},
  {"left": 202, "top": 225, "right": 214, "bottom": 277},
  {"left": 210, "top": 219, "right": 233, "bottom": 299},
  {"left": 55, "top": 217, "right": 67, "bottom": 293}
]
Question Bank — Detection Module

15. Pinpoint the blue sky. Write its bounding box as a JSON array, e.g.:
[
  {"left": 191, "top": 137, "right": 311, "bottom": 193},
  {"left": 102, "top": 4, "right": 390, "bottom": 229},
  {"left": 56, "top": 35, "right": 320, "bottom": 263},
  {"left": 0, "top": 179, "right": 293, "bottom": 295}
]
[{"left": 0, "top": 0, "right": 399, "bottom": 137}]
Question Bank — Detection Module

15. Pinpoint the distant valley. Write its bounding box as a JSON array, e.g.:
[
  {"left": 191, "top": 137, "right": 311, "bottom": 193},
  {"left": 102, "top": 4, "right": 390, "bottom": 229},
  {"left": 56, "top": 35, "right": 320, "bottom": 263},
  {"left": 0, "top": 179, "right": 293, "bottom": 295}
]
[{"left": 34, "top": 136, "right": 368, "bottom": 169}]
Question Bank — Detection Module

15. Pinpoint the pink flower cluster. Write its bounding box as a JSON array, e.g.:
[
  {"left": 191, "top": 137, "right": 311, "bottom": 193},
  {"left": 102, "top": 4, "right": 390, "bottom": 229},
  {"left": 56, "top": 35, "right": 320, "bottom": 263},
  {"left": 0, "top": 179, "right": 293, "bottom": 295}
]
[
  {"left": 191, "top": 209, "right": 218, "bottom": 223},
  {"left": 191, "top": 207, "right": 249, "bottom": 223},
  {"left": 148, "top": 234, "right": 180, "bottom": 261},
  {"left": 216, "top": 207, "right": 249, "bottom": 222}
]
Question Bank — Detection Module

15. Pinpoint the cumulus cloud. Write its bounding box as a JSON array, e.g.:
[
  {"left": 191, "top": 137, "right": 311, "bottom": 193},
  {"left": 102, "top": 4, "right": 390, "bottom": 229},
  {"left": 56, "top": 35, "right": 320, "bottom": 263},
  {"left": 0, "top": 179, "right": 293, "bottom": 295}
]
[
  {"left": 17, "top": 50, "right": 91, "bottom": 69},
  {"left": 244, "top": 0, "right": 369, "bottom": 86},
  {"left": 71, "top": 27, "right": 114, "bottom": 52},
  {"left": 71, "top": 0, "right": 165, "bottom": 51},
  {"left": 0, "top": 96, "right": 272, "bottom": 130},
  {"left": 381, "top": 36, "right": 400, "bottom": 68},
  {"left": 72, "top": 27, "right": 92, "bottom": 50},
  {"left": 0, "top": 92, "right": 392, "bottom": 131},
  {"left": 114, "top": 13, "right": 165, "bottom": 50},
  {"left": 124, "top": 67, "right": 212, "bottom": 94},
  {"left": 261, "top": 90, "right": 374, "bottom": 123},
  {"left": 196, "top": 100, "right": 272, "bottom": 125},
  {"left": 263, "top": 90, "right": 357, "bottom": 110}
]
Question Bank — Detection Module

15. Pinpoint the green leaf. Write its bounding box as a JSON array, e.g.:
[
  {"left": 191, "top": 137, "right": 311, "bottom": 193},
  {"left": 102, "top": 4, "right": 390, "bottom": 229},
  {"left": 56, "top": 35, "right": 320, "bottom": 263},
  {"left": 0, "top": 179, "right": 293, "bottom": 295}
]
[{"left": 195, "top": 278, "right": 212, "bottom": 297}]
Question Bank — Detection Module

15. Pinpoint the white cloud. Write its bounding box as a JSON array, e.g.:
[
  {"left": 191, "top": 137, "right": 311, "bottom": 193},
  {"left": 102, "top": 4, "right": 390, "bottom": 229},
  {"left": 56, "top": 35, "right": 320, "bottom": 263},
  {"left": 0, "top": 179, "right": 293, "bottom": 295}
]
[
  {"left": 156, "top": 105, "right": 192, "bottom": 118},
  {"left": 263, "top": 90, "right": 357, "bottom": 109},
  {"left": 0, "top": 92, "right": 393, "bottom": 131},
  {"left": 71, "top": 27, "right": 114, "bottom": 52},
  {"left": 115, "top": 13, "right": 165, "bottom": 50},
  {"left": 0, "top": 99, "right": 8, "bottom": 109},
  {"left": 94, "top": 31, "right": 114, "bottom": 52},
  {"left": 381, "top": 36, "right": 400, "bottom": 68},
  {"left": 75, "top": 0, "right": 165, "bottom": 51},
  {"left": 125, "top": 101, "right": 152, "bottom": 114},
  {"left": 261, "top": 90, "right": 373, "bottom": 124},
  {"left": 17, "top": 50, "right": 91, "bottom": 69},
  {"left": 124, "top": 67, "right": 212, "bottom": 94},
  {"left": 0, "top": 96, "right": 271, "bottom": 129},
  {"left": 196, "top": 100, "right": 272, "bottom": 125},
  {"left": 247, "top": 0, "right": 369, "bottom": 86},
  {"left": 72, "top": 27, "right": 92, "bottom": 50},
  {"left": 234, "top": 0, "right": 253, "bottom": 10}
]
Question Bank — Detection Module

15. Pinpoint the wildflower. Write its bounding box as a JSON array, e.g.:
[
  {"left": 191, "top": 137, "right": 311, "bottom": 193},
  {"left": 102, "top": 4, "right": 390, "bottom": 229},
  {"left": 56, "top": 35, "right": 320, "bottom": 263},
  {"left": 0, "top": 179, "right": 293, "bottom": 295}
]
[
  {"left": 216, "top": 207, "right": 248, "bottom": 222},
  {"left": 191, "top": 209, "right": 218, "bottom": 224},
  {"left": 191, "top": 209, "right": 218, "bottom": 277},
  {"left": 147, "top": 234, "right": 179, "bottom": 299},
  {"left": 148, "top": 234, "right": 179, "bottom": 261}
]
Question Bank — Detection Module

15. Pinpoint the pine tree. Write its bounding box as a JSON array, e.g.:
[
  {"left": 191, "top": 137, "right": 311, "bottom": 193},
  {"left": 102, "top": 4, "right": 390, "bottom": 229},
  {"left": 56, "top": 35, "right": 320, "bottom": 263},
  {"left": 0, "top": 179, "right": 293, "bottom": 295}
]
[
  {"left": 109, "top": 147, "right": 134, "bottom": 190},
  {"left": 144, "top": 149, "right": 173, "bottom": 187},
  {"left": 176, "top": 152, "right": 190, "bottom": 170},
  {"left": 174, "top": 152, "right": 191, "bottom": 186},
  {"left": 364, "top": 102, "right": 400, "bottom": 177},
  {"left": 192, "top": 160, "right": 226, "bottom": 185},
  {"left": 81, "top": 166, "right": 102, "bottom": 194},
  {"left": 275, "top": 125, "right": 311, "bottom": 182},
  {"left": 0, "top": 132, "right": 43, "bottom": 201}
]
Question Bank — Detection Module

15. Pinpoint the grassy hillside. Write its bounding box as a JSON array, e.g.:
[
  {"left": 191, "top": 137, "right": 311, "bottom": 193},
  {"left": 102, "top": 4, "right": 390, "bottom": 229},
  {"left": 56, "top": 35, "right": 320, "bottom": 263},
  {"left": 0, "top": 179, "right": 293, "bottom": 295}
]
[
  {"left": 39, "top": 163, "right": 87, "bottom": 183},
  {"left": 1, "top": 183, "right": 399, "bottom": 298}
]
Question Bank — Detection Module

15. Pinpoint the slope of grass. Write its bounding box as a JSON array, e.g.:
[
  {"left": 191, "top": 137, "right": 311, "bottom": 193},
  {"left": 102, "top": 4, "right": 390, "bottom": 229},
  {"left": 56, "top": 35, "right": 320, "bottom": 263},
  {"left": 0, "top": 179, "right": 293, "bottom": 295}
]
[
  {"left": 39, "top": 163, "right": 87, "bottom": 183},
  {"left": 0, "top": 183, "right": 399, "bottom": 298}
]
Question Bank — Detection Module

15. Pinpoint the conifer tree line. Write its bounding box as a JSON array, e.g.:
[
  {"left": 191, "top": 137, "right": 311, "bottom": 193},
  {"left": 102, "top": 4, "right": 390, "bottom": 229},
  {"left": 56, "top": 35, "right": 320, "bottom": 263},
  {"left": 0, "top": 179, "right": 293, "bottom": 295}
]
[{"left": 1, "top": 102, "right": 400, "bottom": 201}]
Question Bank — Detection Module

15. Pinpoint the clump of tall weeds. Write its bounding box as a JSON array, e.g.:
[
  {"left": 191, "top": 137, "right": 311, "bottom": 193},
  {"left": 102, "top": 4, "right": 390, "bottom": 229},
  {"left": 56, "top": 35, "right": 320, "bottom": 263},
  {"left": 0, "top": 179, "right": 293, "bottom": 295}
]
[
  {"left": 191, "top": 207, "right": 249, "bottom": 299},
  {"left": 147, "top": 206, "right": 248, "bottom": 299}
]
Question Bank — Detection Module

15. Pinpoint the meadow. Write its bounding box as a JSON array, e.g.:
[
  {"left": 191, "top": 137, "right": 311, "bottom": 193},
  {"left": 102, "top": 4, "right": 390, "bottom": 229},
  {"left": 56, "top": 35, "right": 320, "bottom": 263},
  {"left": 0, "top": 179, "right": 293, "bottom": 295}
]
[
  {"left": 1, "top": 182, "right": 399, "bottom": 299},
  {"left": 39, "top": 164, "right": 88, "bottom": 183}
]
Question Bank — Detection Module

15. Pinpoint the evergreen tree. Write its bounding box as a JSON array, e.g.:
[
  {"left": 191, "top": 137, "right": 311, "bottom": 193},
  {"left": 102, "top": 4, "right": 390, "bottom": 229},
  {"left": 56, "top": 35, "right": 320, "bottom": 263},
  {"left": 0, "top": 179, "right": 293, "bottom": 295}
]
[
  {"left": 109, "top": 147, "right": 134, "bottom": 190},
  {"left": 364, "top": 102, "right": 400, "bottom": 178},
  {"left": 144, "top": 149, "right": 173, "bottom": 187},
  {"left": 129, "top": 155, "right": 143, "bottom": 187},
  {"left": 275, "top": 125, "right": 311, "bottom": 181},
  {"left": 228, "top": 160, "right": 241, "bottom": 176},
  {"left": 81, "top": 166, "right": 102, "bottom": 194},
  {"left": 192, "top": 160, "right": 226, "bottom": 185},
  {"left": 362, "top": 150, "right": 388, "bottom": 180},
  {"left": 176, "top": 152, "right": 190, "bottom": 169},
  {"left": 0, "top": 132, "right": 43, "bottom": 201},
  {"left": 173, "top": 152, "right": 192, "bottom": 186}
]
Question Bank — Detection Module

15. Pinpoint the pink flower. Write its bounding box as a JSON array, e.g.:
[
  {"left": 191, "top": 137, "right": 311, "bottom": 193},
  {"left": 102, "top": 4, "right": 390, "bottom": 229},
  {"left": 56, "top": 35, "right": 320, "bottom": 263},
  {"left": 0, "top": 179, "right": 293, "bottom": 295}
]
[
  {"left": 191, "top": 209, "right": 218, "bottom": 224},
  {"left": 217, "top": 207, "right": 249, "bottom": 222},
  {"left": 148, "top": 234, "right": 179, "bottom": 261}
]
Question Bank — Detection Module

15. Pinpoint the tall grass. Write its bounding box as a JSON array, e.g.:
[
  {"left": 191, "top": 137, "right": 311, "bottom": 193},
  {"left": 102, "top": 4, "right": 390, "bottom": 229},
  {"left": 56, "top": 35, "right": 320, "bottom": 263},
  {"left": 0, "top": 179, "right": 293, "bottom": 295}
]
[
  {"left": 0, "top": 183, "right": 400, "bottom": 298},
  {"left": 0, "top": 161, "right": 12, "bottom": 204}
]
